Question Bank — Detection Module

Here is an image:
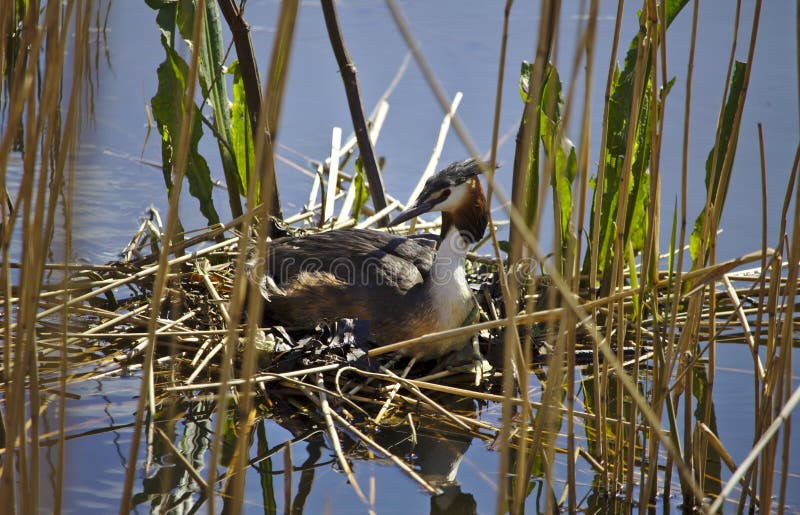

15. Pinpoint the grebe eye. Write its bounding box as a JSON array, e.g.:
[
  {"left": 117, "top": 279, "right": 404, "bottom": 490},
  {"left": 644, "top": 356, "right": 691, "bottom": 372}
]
[{"left": 441, "top": 188, "right": 451, "bottom": 198}]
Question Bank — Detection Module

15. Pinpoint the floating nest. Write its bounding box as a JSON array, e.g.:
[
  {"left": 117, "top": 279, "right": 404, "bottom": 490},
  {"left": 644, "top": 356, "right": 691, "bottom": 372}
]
[
  {"left": 17, "top": 206, "right": 793, "bottom": 497},
  {"left": 31, "top": 206, "right": 677, "bottom": 399}
]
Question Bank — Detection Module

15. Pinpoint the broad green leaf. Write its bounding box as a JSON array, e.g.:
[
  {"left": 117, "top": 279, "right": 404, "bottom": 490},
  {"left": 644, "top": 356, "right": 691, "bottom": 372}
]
[
  {"left": 517, "top": 61, "right": 577, "bottom": 265},
  {"left": 540, "top": 64, "right": 575, "bottom": 254},
  {"left": 228, "top": 60, "right": 254, "bottom": 198},
  {"left": 517, "top": 60, "right": 543, "bottom": 226},
  {"left": 146, "top": 0, "right": 177, "bottom": 48},
  {"left": 175, "top": 0, "right": 243, "bottom": 216},
  {"left": 690, "top": 61, "right": 746, "bottom": 265},
  {"left": 583, "top": 0, "right": 688, "bottom": 282},
  {"left": 150, "top": 30, "right": 220, "bottom": 226}
]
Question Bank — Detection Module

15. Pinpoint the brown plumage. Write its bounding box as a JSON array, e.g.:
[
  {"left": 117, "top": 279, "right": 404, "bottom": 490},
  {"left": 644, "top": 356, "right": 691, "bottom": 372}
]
[{"left": 249, "top": 159, "right": 489, "bottom": 359}]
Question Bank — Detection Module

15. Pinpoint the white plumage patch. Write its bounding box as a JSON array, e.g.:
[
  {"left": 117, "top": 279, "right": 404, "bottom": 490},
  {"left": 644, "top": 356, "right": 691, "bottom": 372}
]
[{"left": 427, "top": 225, "right": 474, "bottom": 331}]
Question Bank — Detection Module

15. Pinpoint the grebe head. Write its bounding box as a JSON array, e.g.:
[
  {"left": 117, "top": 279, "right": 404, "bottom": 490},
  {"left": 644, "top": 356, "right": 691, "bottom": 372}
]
[{"left": 388, "top": 159, "right": 488, "bottom": 243}]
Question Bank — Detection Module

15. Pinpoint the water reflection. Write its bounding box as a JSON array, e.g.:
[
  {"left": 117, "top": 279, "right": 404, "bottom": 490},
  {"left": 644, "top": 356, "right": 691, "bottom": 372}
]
[
  {"left": 366, "top": 411, "right": 477, "bottom": 514},
  {"left": 132, "top": 390, "right": 482, "bottom": 514},
  {"left": 132, "top": 398, "right": 212, "bottom": 513}
]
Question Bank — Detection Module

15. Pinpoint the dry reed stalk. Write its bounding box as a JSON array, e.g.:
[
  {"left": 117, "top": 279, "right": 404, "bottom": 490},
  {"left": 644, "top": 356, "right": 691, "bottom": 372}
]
[
  {"left": 563, "top": 1, "right": 601, "bottom": 507},
  {"left": 629, "top": 0, "right": 668, "bottom": 503},
  {"left": 1, "top": 2, "right": 793, "bottom": 512},
  {"left": 342, "top": 367, "right": 472, "bottom": 431},
  {"left": 338, "top": 101, "right": 390, "bottom": 223},
  {"left": 221, "top": 45, "right": 282, "bottom": 497},
  {"left": 16, "top": 237, "right": 237, "bottom": 327},
  {"left": 355, "top": 200, "right": 401, "bottom": 229},
  {"left": 326, "top": 409, "right": 441, "bottom": 495},
  {"left": 155, "top": 426, "right": 210, "bottom": 492},
  {"left": 312, "top": 373, "right": 374, "bottom": 512},
  {"left": 119, "top": 1, "right": 208, "bottom": 511},
  {"left": 225, "top": 7, "right": 303, "bottom": 506},
  {"left": 0, "top": 1, "right": 94, "bottom": 511},
  {"left": 321, "top": 0, "right": 388, "bottom": 223}
]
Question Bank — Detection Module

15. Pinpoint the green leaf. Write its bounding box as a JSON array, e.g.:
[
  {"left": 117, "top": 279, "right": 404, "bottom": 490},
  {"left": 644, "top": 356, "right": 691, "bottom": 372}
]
[
  {"left": 628, "top": 171, "right": 650, "bottom": 250},
  {"left": 519, "top": 61, "right": 532, "bottom": 103},
  {"left": 145, "top": 0, "right": 177, "bottom": 48},
  {"left": 150, "top": 33, "right": 220, "bottom": 226},
  {"left": 692, "top": 364, "right": 722, "bottom": 497},
  {"left": 688, "top": 216, "right": 704, "bottom": 267},
  {"left": 583, "top": 1, "right": 688, "bottom": 282},
  {"left": 228, "top": 60, "right": 254, "bottom": 198},
  {"left": 256, "top": 422, "right": 277, "bottom": 514},
  {"left": 352, "top": 157, "right": 370, "bottom": 220},
  {"left": 540, "top": 64, "right": 575, "bottom": 252},
  {"left": 690, "top": 61, "right": 747, "bottom": 265},
  {"left": 176, "top": 0, "right": 243, "bottom": 216}
]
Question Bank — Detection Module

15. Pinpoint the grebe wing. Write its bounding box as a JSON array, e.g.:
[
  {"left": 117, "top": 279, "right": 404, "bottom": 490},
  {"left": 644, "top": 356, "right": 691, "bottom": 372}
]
[{"left": 264, "top": 228, "right": 434, "bottom": 294}]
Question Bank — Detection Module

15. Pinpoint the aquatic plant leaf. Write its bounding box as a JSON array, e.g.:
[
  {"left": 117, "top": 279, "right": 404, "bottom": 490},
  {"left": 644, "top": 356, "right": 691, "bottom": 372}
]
[
  {"left": 628, "top": 171, "right": 650, "bottom": 252},
  {"left": 690, "top": 61, "right": 747, "bottom": 266},
  {"left": 219, "top": 402, "right": 238, "bottom": 466},
  {"left": 692, "top": 364, "right": 722, "bottom": 497},
  {"left": 351, "top": 157, "right": 370, "bottom": 220},
  {"left": 228, "top": 60, "right": 255, "bottom": 199},
  {"left": 517, "top": 61, "right": 578, "bottom": 264},
  {"left": 148, "top": 0, "right": 244, "bottom": 219},
  {"left": 583, "top": 0, "right": 687, "bottom": 282},
  {"left": 177, "top": 0, "right": 243, "bottom": 217},
  {"left": 255, "top": 422, "right": 278, "bottom": 513},
  {"left": 519, "top": 61, "right": 532, "bottom": 103},
  {"left": 146, "top": 0, "right": 177, "bottom": 47},
  {"left": 540, "top": 64, "right": 576, "bottom": 256},
  {"left": 517, "top": 60, "right": 542, "bottom": 226},
  {"left": 150, "top": 28, "right": 221, "bottom": 226}
]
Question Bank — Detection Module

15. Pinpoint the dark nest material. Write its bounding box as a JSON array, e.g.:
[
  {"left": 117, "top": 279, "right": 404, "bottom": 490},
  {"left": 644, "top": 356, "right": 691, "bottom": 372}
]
[{"left": 40, "top": 211, "right": 618, "bottom": 389}]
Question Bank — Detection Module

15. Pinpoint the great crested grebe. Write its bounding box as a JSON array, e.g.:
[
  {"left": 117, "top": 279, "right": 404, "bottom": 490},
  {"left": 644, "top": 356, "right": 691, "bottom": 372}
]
[{"left": 251, "top": 159, "right": 488, "bottom": 359}]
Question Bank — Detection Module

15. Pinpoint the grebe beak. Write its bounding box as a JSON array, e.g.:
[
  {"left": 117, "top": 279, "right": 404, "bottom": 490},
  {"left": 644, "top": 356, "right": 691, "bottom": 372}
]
[{"left": 388, "top": 197, "right": 439, "bottom": 226}]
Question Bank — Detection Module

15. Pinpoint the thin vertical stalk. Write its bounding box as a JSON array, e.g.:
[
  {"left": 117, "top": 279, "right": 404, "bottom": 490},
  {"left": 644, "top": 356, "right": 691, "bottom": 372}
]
[
  {"left": 0, "top": 3, "right": 43, "bottom": 509},
  {"left": 567, "top": 3, "right": 600, "bottom": 508},
  {"left": 321, "top": 0, "right": 388, "bottom": 224},
  {"left": 484, "top": 4, "right": 526, "bottom": 514},
  {"left": 0, "top": 0, "right": 91, "bottom": 512},
  {"left": 216, "top": 0, "right": 283, "bottom": 225},
  {"left": 47, "top": 2, "right": 90, "bottom": 513},
  {"left": 508, "top": 1, "right": 559, "bottom": 511},
  {"left": 710, "top": 162, "right": 800, "bottom": 512},
  {"left": 631, "top": 0, "right": 667, "bottom": 504},
  {"left": 645, "top": 0, "right": 700, "bottom": 505},
  {"left": 119, "top": 1, "right": 208, "bottom": 512},
  {"left": 226, "top": 1, "right": 299, "bottom": 512},
  {"left": 604, "top": 0, "right": 651, "bottom": 495},
  {"left": 588, "top": 3, "right": 624, "bottom": 488}
]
